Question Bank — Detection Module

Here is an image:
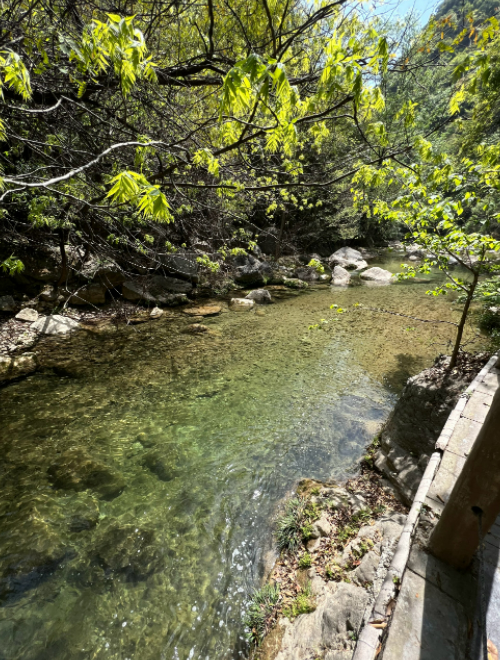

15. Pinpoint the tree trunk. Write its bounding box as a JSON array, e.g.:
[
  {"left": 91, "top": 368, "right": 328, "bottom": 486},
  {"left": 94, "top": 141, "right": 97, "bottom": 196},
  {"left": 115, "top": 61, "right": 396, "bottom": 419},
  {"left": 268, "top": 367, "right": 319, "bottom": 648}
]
[
  {"left": 275, "top": 209, "right": 286, "bottom": 261},
  {"left": 57, "top": 229, "right": 68, "bottom": 286},
  {"left": 449, "top": 271, "right": 479, "bottom": 369}
]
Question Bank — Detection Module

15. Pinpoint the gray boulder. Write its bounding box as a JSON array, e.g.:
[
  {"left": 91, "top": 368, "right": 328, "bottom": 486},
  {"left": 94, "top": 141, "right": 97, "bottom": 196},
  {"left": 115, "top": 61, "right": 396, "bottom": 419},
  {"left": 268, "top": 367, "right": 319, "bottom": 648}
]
[
  {"left": 274, "top": 582, "right": 369, "bottom": 660},
  {"left": 160, "top": 252, "right": 199, "bottom": 282},
  {"left": 142, "top": 450, "right": 175, "bottom": 481},
  {"left": 0, "top": 517, "right": 68, "bottom": 602},
  {"left": 31, "top": 314, "right": 81, "bottom": 335},
  {"left": 355, "top": 549, "right": 381, "bottom": 584},
  {"left": 122, "top": 275, "right": 191, "bottom": 303},
  {"left": 295, "top": 267, "right": 320, "bottom": 282},
  {"left": 78, "top": 257, "right": 126, "bottom": 288},
  {"left": 245, "top": 289, "right": 272, "bottom": 304},
  {"left": 331, "top": 266, "right": 351, "bottom": 286},
  {"left": 67, "top": 283, "right": 107, "bottom": 305},
  {"left": 233, "top": 255, "right": 273, "bottom": 286},
  {"left": 0, "top": 295, "right": 16, "bottom": 312},
  {"left": 375, "top": 354, "right": 489, "bottom": 503}
]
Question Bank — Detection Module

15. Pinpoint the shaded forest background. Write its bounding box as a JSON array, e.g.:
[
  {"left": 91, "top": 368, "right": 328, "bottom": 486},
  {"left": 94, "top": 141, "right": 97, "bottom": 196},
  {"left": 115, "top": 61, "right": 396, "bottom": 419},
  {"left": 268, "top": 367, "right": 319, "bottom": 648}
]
[{"left": 1, "top": 0, "right": 500, "bottom": 297}]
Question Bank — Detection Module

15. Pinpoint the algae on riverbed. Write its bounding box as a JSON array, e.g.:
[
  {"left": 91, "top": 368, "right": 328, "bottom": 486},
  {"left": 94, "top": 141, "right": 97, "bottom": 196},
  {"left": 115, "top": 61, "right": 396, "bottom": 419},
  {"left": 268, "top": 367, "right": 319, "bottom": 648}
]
[{"left": 0, "top": 259, "right": 487, "bottom": 660}]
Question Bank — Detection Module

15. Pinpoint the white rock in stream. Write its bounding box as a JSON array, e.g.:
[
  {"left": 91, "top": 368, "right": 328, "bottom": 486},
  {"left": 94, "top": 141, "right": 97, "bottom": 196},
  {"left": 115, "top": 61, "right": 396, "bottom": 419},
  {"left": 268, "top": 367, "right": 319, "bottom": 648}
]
[
  {"left": 31, "top": 314, "right": 81, "bottom": 335},
  {"left": 229, "top": 298, "right": 254, "bottom": 311},
  {"left": 331, "top": 265, "right": 351, "bottom": 286},
  {"left": 360, "top": 267, "right": 396, "bottom": 285}
]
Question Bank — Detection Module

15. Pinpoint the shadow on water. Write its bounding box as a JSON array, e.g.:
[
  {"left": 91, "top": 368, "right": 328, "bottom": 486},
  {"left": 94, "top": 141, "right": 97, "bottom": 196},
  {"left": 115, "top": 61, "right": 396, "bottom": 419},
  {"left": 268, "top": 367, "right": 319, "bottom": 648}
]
[{"left": 382, "top": 352, "right": 430, "bottom": 392}]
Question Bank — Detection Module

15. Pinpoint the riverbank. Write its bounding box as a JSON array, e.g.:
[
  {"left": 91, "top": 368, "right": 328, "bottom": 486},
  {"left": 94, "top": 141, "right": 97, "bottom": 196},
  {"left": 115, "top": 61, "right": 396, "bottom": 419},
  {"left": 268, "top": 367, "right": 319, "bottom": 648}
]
[
  {"left": 1, "top": 242, "right": 461, "bottom": 385},
  {"left": 249, "top": 351, "right": 491, "bottom": 660}
]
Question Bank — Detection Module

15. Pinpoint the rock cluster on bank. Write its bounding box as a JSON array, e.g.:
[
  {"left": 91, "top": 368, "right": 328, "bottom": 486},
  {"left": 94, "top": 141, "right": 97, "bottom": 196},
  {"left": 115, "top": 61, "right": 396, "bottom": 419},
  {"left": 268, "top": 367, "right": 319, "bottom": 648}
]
[{"left": 255, "top": 473, "right": 407, "bottom": 660}]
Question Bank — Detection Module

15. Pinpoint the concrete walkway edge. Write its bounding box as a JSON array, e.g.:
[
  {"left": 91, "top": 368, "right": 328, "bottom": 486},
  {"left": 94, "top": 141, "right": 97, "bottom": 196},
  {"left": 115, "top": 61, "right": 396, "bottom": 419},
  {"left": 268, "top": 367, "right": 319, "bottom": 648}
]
[{"left": 352, "top": 351, "right": 500, "bottom": 660}]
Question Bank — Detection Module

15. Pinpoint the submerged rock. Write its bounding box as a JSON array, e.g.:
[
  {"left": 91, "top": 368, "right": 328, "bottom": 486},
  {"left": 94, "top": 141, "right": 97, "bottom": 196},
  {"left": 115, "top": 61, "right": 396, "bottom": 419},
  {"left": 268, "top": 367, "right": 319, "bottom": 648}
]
[
  {"left": 184, "top": 305, "right": 221, "bottom": 316},
  {"left": 47, "top": 448, "right": 126, "bottom": 500},
  {"left": 182, "top": 323, "right": 209, "bottom": 334},
  {"left": 0, "top": 517, "right": 68, "bottom": 602},
  {"left": 31, "top": 314, "right": 81, "bottom": 335},
  {"left": 245, "top": 289, "right": 272, "bottom": 304},
  {"left": 67, "top": 493, "right": 100, "bottom": 532},
  {"left": 229, "top": 298, "right": 254, "bottom": 311},
  {"left": 141, "top": 449, "right": 175, "bottom": 481},
  {"left": 92, "top": 521, "right": 163, "bottom": 580}
]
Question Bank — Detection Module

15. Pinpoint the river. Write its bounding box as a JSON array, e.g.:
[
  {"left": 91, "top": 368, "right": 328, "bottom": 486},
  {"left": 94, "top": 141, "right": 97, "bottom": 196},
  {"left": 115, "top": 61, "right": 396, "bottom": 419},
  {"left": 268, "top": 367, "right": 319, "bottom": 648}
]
[{"left": 0, "top": 257, "right": 485, "bottom": 660}]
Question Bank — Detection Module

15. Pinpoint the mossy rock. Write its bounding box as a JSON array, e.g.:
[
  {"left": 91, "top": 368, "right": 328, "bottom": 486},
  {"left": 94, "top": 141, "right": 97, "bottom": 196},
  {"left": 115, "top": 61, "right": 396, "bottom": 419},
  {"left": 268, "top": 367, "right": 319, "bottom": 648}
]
[{"left": 283, "top": 278, "right": 308, "bottom": 290}]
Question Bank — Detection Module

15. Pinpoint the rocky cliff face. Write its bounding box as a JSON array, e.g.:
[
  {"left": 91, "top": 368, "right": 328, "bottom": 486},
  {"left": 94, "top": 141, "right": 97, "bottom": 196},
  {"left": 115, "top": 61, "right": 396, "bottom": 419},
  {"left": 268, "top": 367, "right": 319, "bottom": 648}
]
[{"left": 375, "top": 352, "right": 490, "bottom": 504}]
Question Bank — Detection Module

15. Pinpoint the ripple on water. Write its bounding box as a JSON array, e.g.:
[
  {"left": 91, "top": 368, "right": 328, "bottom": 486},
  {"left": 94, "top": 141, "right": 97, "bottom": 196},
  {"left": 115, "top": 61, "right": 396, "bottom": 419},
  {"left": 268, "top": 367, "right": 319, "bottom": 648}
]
[{"left": 0, "top": 259, "right": 486, "bottom": 660}]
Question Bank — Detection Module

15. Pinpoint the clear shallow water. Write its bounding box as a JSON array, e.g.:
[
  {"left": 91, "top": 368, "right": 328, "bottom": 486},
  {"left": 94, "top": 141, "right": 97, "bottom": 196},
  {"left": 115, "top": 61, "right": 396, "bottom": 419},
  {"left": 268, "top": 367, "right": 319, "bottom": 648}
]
[{"left": 0, "top": 259, "right": 485, "bottom": 660}]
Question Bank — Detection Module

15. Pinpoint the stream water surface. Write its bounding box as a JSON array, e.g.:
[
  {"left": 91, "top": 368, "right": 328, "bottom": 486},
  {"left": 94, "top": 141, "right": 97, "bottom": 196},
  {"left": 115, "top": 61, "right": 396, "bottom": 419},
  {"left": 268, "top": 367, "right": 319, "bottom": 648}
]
[{"left": 0, "top": 258, "right": 486, "bottom": 660}]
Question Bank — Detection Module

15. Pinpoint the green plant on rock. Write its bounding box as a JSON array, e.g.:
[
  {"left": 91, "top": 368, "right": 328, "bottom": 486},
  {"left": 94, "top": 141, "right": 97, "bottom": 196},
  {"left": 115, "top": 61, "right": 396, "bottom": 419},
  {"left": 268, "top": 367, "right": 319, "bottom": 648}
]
[
  {"left": 301, "top": 522, "right": 315, "bottom": 542},
  {"left": 307, "top": 259, "right": 325, "bottom": 274},
  {"left": 282, "top": 582, "right": 315, "bottom": 620},
  {"left": 351, "top": 539, "right": 374, "bottom": 561},
  {"left": 276, "top": 497, "right": 308, "bottom": 554},
  {"left": 244, "top": 582, "right": 281, "bottom": 649},
  {"left": 337, "top": 524, "right": 357, "bottom": 544},
  {"left": 298, "top": 552, "right": 312, "bottom": 569},
  {"left": 325, "top": 562, "right": 343, "bottom": 581}
]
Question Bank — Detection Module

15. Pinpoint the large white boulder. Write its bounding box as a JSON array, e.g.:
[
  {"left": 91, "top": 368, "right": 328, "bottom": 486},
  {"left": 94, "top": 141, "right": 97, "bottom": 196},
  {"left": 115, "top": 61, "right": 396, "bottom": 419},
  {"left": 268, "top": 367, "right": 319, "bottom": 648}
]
[
  {"left": 360, "top": 267, "right": 396, "bottom": 285},
  {"left": 31, "top": 314, "right": 81, "bottom": 335},
  {"left": 331, "top": 265, "right": 351, "bottom": 286},
  {"left": 229, "top": 298, "right": 254, "bottom": 311},
  {"left": 328, "top": 247, "right": 367, "bottom": 271},
  {"left": 15, "top": 308, "right": 39, "bottom": 322}
]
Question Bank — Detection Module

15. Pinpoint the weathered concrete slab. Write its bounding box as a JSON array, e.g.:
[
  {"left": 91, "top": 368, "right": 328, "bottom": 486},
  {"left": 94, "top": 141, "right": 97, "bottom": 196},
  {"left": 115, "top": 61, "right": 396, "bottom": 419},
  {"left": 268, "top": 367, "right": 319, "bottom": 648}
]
[
  {"left": 445, "top": 415, "right": 482, "bottom": 458},
  {"left": 426, "top": 452, "right": 466, "bottom": 506},
  {"left": 461, "top": 390, "right": 493, "bottom": 423},
  {"left": 382, "top": 568, "right": 470, "bottom": 660},
  {"left": 474, "top": 371, "right": 500, "bottom": 397},
  {"left": 407, "top": 545, "right": 476, "bottom": 604}
]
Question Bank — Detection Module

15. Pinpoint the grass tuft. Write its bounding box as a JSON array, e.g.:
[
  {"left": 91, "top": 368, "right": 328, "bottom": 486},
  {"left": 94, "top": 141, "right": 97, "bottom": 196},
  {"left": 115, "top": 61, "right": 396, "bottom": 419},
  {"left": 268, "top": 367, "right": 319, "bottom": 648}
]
[
  {"left": 244, "top": 583, "right": 281, "bottom": 649},
  {"left": 276, "top": 497, "right": 308, "bottom": 554}
]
